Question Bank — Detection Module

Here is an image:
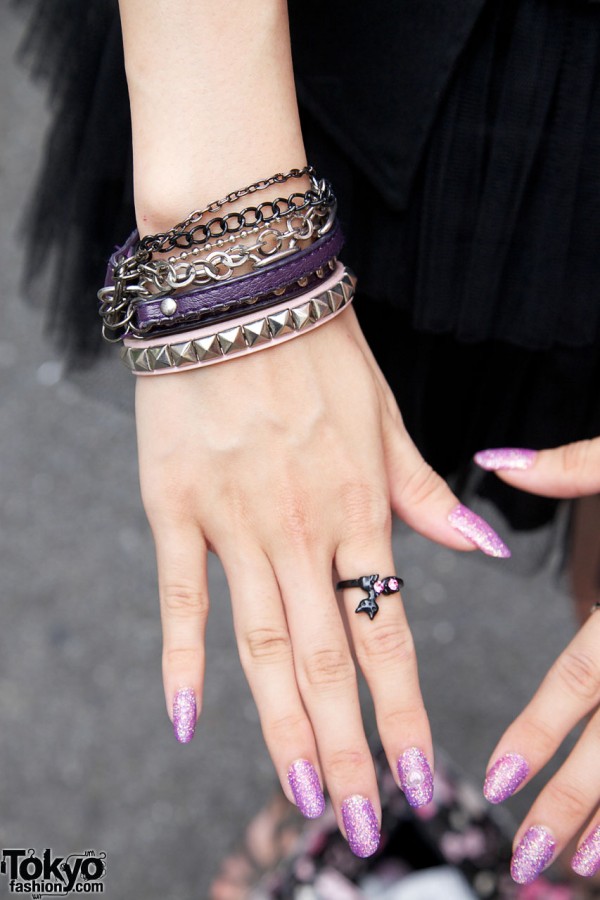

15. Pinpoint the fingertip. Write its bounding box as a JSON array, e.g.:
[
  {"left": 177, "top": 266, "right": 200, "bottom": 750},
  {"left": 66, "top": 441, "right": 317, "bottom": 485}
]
[
  {"left": 473, "top": 448, "right": 538, "bottom": 473},
  {"left": 170, "top": 686, "right": 199, "bottom": 743}
]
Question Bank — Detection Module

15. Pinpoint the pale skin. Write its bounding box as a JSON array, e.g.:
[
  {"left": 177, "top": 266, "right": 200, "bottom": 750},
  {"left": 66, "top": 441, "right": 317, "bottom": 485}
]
[{"left": 119, "top": 0, "right": 600, "bottom": 865}]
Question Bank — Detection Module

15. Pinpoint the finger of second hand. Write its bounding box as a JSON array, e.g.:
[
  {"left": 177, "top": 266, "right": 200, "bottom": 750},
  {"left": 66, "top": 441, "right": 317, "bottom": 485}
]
[
  {"left": 272, "top": 546, "right": 382, "bottom": 858},
  {"left": 219, "top": 541, "right": 326, "bottom": 820},
  {"left": 510, "top": 706, "right": 600, "bottom": 885},
  {"left": 484, "top": 613, "right": 600, "bottom": 806},
  {"left": 335, "top": 540, "right": 433, "bottom": 810}
]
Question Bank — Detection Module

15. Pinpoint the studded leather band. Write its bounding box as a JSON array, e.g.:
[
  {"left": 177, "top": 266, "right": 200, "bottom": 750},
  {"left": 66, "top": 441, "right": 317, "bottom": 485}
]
[
  {"left": 121, "top": 263, "right": 355, "bottom": 375},
  {"left": 133, "top": 221, "right": 344, "bottom": 335}
]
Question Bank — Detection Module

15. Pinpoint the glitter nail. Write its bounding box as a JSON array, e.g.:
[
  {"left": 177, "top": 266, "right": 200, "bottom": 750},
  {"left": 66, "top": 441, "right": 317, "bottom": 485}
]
[
  {"left": 172, "top": 688, "right": 196, "bottom": 744},
  {"left": 341, "top": 795, "right": 380, "bottom": 858},
  {"left": 397, "top": 747, "right": 434, "bottom": 808},
  {"left": 448, "top": 504, "right": 511, "bottom": 558},
  {"left": 572, "top": 825, "right": 600, "bottom": 877},
  {"left": 511, "top": 826, "right": 556, "bottom": 885},
  {"left": 474, "top": 448, "right": 537, "bottom": 472},
  {"left": 484, "top": 752, "right": 529, "bottom": 804},
  {"left": 287, "top": 759, "right": 325, "bottom": 819}
]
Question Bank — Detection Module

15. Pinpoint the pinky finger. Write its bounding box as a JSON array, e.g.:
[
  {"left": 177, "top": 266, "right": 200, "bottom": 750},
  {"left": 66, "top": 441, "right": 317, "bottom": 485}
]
[{"left": 153, "top": 524, "right": 210, "bottom": 744}]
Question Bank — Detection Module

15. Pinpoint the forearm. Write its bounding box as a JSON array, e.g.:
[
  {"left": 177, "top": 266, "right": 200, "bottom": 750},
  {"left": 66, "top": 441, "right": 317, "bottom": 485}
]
[{"left": 118, "top": 0, "right": 309, "bottom": 235}]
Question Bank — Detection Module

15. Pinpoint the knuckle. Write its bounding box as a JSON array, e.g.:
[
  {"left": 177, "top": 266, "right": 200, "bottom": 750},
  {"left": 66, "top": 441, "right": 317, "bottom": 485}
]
[
  {"left": 356, "top": 626, "right": 415, "bottom": 669},
  {"left": 545, "top": 779, "right": 589, "bottom": 820},
  {"left": 301, "top": 647, "right": 356, "bottom": 689},
  {"left": 161, "top": 583, "right": 209, "bottom": 619},
  {"left": 379, "top": 704, "right": 425, "bottom": 733},
  {"left": 268, "top": 711, "right": 311, "bottom": 739},
  {"left": 326, "top": 747, "right": 371, "bottom": 781},
  {"left": 339, "top": 481, "right": 391, "bottom": 538},
  {"left": 561, "top": 441, "right": 592, "bottom": 494},
  {"left": 555, "top": 649, "right": 600, "bottom": 701},
  {"left": 162, "top": 645, "right": 200, "bottom": 670},
  {"left": 401, "top": 462, "right": 447, "bottom": 509},
  {"left": 276, "top": 488, "right": 316, "bottom": 547},
  {"left": 241, "top": 627, "right": 293, "bottom": 665},
  {"left": 142, "top": 476, "right": 192, "bottom": 527},
  {"left": 518, "top": 715, "right": 557, "bottom": 756}
]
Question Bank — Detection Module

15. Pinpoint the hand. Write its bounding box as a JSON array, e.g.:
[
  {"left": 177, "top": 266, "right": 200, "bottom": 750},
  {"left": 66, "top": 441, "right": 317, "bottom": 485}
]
[
  {"left": 475, "top": 438, "right": 600, "bottom": 882},
  {"left": 135, "top": 305, "right": 509, "bottom": 856}
]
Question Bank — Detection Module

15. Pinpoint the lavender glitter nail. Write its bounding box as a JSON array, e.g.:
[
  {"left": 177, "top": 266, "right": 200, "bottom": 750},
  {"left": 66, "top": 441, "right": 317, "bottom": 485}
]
[
  {"left": 511, "top": 826, "right": 556, "bottom": 885},
  {"left": 287, "top": 759, "right": 325, "bottom": 819},
  {"left": 397, "top": 747, "right": 434, "bottom": 808},
  {"left": 572, "top": 825, "right": 600, "bottom": 877},
  {"left": 172, "top": 688, "right": 196, "bottom": 744},
  {"left": 483, "top": 752, "right": 529, "bottom": 804},
  {"left": 474, "top": 448, "right": 537, "bottom": 472},
  {"left": 341, "top": 795, "right": 380, "bottom": 858},
  {"left": 448, "top": 504, "right": 511, "bottom": 558}
]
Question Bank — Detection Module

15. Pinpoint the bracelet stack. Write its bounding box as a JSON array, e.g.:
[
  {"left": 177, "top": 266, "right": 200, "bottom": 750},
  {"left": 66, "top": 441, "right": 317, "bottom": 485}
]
[{"left": 98, "top": 166, "right": 356, "bottom": 375}]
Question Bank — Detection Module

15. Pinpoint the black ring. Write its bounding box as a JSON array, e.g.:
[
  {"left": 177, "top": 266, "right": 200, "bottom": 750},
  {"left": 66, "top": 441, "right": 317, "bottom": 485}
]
[{"left": 336, "top": 574, "right": 404, "bottom": 620}]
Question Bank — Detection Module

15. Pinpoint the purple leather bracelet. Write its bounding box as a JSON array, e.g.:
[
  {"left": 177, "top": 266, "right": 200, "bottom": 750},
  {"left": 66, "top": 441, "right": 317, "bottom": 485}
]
[
  {"left": 104, "top": 221, "right": 344, "bottom": 336},
  {"left": 133, "top": 221, "right": 344, "bottom": 334}
]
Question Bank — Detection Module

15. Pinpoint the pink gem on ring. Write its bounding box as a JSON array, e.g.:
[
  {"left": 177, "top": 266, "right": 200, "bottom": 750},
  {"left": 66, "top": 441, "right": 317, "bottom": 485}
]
[{"left": 336, "top": 574, "right": 404, "bottom": 620}]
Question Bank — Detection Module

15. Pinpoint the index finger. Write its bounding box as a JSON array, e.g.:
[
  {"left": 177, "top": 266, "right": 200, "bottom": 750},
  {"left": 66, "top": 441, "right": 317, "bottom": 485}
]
[{"left": 474, "top": 438, "right": 600, "bottom": 497}]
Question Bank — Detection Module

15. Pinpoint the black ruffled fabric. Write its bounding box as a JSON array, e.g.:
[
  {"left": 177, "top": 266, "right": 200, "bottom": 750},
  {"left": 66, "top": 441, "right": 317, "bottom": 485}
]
[
  {"left": 14, "top": 0, "right": 600, "bottom": 528},
  {"left": 14, "top": 0, "right": 132, "bottom": 362}
]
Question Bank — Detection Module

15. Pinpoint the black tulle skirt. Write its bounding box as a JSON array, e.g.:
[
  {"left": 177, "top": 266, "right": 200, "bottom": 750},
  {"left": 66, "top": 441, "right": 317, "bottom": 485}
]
[{"left": 15, "top": 0, "right": 600, "bottom": 529}]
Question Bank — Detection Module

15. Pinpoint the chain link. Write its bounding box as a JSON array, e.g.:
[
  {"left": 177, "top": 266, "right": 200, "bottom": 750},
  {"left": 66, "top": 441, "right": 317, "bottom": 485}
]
[
  {"left": 99, "top": 167, "right": 336, "bottom": 342},
  {"left": 137, "top": 166, "right": 317, "bottom": 257}
]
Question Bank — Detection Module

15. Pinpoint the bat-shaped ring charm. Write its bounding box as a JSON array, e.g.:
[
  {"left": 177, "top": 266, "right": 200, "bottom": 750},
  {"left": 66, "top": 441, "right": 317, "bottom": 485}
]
[{"left": 336, "top": 574, "right": 403, "bottom": 620}]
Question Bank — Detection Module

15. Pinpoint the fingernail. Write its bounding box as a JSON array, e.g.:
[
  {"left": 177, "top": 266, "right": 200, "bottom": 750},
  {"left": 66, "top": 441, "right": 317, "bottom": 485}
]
[
  {"left": 287, "top": 759, "right": 326, "bottom": 819},
  {"left": 397, "top": 747, "right": 434, "bottom": 808},
  {"left": 572, "top": 825, "right": 600, "bottom": 877},
  {"left": 341, "top": 795, "right": 380, "bottom": 858},
  {"left": 474, "top": 448, "right": 537, "bottom": 471},
  {"left": 172, "top": 688, "right": 196, "bottom": 743},
  {"left": 511, "top": 826, "right": 556, "bottom": 884},
  {"left": 448, "top": 504, "right": 511, "bottom": 558},
  {"left": 484, "top": 752, "right": 529, "bottom": 804}
]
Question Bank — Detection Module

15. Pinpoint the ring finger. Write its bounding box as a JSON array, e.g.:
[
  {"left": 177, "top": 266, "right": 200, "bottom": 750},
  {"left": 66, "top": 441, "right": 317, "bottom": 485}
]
[{"left": 335, "top": 537, "right": 433, "bottom": 809}]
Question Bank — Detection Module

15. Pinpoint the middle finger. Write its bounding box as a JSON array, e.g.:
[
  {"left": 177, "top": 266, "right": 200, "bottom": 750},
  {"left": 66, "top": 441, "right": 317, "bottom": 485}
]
[{"left": 271, "top": 540, "right": 382, "bottom": 858}]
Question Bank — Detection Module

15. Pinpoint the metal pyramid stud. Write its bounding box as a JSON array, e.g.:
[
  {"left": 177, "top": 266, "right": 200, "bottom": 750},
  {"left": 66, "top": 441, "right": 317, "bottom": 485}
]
[
  {"left": 291, "top": 301, "right": 313, "bottom": 330},
  {"left": 310, "top": 296, "right": 331, "bottom": 321},
  {"left": 148, "top": 345, "right": 173, "bottom": 369},
  {"left": 169, "top": 340, "right": 198, "bottom": 366},
  {"left": 120, "top": 347, "right": 135, "bottom": 369},
  {"left": 130, "top": 348, "right": 152, "bottom": 372},
  {"left": 218, "top": 325, "right": 247, "bottom": 355},
  {"left": 193, "top": 334, "right": 222, "bottom": 361},
  {"left": 243, "top": 318, "right": 271, "bottom": 347},
  {"left": 341, "top": 270, "right": 356, "bottom": 302},
  {"left": 327, "top": 283, "right": 345, "bottom": 312},
  {"left": 268, "top": 309, "right": 294, "bottom": 338}
]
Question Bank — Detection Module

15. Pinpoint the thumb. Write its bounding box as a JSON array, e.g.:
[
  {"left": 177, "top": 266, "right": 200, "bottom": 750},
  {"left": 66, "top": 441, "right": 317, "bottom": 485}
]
[
  {"left": 382, "top": 410, "right": 511, "bottom": 558},
  {"left": 474, "top": 439, "right": 600, "bottom": 498}
]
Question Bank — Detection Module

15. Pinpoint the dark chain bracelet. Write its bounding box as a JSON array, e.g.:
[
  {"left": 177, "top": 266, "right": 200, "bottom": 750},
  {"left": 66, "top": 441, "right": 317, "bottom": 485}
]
[
  {"left": 137, "top": 166, "right": 325, "bottom": 258},
  {"left": 138, "top": 187, "right": 335, "bottom": 257}
]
